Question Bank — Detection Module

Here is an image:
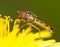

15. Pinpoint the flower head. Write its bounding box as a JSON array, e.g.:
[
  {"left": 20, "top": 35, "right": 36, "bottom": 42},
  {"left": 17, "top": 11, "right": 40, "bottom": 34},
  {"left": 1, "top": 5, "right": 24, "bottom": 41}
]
[{"left": 0, "top": 15, "right": 60, "bottom": 47}]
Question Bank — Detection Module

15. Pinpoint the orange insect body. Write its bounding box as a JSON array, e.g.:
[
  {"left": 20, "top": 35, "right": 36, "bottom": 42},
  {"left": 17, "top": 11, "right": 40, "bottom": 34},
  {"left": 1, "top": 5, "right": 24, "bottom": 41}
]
[
  {"left": 17, "top": 10, "right": 54, "bottom": 32},
  {"left": 34, "top": 20, "right": 53, "bottom": 32}
]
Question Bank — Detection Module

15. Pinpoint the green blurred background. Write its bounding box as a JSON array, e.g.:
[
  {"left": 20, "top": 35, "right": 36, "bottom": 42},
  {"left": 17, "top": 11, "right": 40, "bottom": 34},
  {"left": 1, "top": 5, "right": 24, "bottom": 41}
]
[{"left": 0, "top": 0, "right": 60, "bottom": 41}]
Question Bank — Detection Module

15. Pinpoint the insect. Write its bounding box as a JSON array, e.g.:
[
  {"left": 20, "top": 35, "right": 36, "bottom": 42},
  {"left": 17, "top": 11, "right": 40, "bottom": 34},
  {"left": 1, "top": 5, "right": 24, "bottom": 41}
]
[{"left": 17, "top": 10, "right": 54, "bottom": 33}]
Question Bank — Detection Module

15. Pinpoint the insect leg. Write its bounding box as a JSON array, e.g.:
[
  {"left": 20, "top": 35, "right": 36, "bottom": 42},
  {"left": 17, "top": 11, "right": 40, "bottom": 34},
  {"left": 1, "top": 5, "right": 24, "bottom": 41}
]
[{"left": 27, "top": 23, "right": 40, "bottom": 31}]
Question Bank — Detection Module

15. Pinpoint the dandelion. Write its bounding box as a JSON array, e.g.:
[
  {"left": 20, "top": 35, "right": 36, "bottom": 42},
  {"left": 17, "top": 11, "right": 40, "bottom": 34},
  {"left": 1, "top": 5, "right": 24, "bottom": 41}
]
[{"left": 0, "top": 15, "right": 60, "bottom": 47}]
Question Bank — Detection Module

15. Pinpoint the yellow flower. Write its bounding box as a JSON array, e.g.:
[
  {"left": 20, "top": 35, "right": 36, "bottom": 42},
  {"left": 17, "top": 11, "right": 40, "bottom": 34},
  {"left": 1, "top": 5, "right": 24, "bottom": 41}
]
[{"left": 0, "top": 15, "right": 60, "bottom": 47}]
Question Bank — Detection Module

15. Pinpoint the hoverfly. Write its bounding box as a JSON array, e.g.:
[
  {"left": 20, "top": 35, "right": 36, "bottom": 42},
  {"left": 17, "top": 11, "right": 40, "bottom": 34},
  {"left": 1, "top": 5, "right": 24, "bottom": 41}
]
[{"left": 17, "top": 10, "right": 54, "bottom": 33}]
